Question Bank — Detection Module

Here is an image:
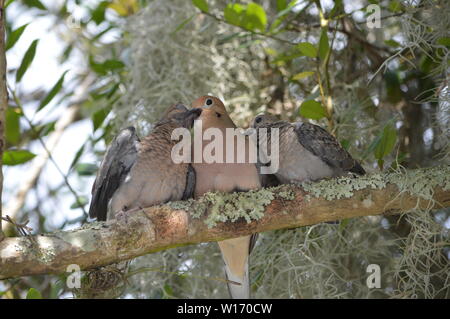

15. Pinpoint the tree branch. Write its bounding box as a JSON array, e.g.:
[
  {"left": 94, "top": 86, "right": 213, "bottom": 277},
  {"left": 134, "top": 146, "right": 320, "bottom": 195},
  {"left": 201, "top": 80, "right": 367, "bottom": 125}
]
[{"left": 0, "top": 166, "right": 449, "bottom": 279}]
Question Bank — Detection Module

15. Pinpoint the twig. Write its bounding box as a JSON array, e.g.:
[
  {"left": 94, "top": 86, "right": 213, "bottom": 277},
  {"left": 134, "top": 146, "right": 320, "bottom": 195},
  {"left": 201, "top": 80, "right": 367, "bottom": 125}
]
[
  {"left": 287, "top": 22, "right": 392, "bottom": 56},
  {"left": 3, "top": 74, "right": 95, "bottom": 234},
  {"left": 367, "top": 46, "right": 411, "bottom": 84},
  {"left": 1, "top": 215, "right": 32, "bottom": 236},
  {"left": 11, "top": 89, "right": 88, "bottom": 214},
  {"left": 201, "top": 11, "right": 297, "bottom": 46},
  {"left": 290, "top": 4, "right": 426, "bottom": 29}
]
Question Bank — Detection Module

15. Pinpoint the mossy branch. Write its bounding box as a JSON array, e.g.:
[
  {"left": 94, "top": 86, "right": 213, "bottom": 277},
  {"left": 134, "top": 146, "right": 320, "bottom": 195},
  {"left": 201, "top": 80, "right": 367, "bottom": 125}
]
[{"left": 0, "top": 166, "right": 449, "bottom": 279}]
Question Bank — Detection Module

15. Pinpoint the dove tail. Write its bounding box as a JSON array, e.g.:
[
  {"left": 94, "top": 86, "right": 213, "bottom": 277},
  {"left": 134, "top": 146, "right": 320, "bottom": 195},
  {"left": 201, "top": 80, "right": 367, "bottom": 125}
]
[
  {"left": 225, "top": 262, "right": 250, "bottom": 299},
  {"left": 218, "top": 236, "right": 254, "bottom": 299},
  {"left": 350, "top": 161, "right": 366, "bottom": 175}
]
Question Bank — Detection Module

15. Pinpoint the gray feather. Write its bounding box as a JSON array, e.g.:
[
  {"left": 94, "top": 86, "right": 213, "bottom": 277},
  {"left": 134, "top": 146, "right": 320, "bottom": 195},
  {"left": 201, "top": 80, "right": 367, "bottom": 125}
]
[
  {"left": 294, "top": 122, "right": 365, "bottom": 175},
  {"left": 182, "top": 165, "right": 196, "bottom": 200},
  {"left": 89, "top": 127, "right": 140, "bottom": 221}
]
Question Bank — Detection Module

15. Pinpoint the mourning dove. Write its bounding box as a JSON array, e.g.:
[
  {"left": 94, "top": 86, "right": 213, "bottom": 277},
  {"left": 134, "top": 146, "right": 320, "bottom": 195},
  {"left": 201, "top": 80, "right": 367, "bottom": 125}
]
[
  {"left": 251, "top": 114, "right": 365, "bottom": 185},
  {"left": 191, "top": 95, "right": 260, "bottom": 299},
  {"left": 89, "top": 103, "right": 201, "bottom": 221}
]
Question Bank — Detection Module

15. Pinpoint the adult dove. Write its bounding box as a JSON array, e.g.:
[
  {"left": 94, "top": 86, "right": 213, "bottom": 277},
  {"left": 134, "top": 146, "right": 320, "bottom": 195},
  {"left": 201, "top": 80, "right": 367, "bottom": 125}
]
[{"left": 191, "top": 96, "right": 261, "bottom": 299}]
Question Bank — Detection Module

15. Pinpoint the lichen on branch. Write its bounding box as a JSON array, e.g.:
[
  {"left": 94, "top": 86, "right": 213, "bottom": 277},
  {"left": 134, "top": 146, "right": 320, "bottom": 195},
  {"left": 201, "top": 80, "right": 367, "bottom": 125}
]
[{"left": 0, "top": 166, "right": 449, "bottom": 280}]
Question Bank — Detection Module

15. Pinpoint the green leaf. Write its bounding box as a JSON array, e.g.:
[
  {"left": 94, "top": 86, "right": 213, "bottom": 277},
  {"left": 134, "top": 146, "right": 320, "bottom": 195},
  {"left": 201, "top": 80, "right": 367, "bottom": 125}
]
[
  {"left": 377, "top": 158, "right": 384, "bottom": 170},
  {"left": 387, "top": 0, "right": 402, "bottom": 13},
  {"left": 269, "top": 17, "right": 283, "bottom": 33},
  {"left": 16, "top": 39, "right": 38, "bottom": 82},
  {"left": 384, "top": 71, "right": 402, "bottom": 103},
  {"left": 329, "top": 0, "right": 343, "bottom": 18},
  {"left": 108, "top": 0, "right": 139, "bottom": 16},
  {"left": 3, "top": 149, "right": 36, "bottom": 165},
  {"left": 92, "top": 105, "right": 112, "bottom": 131},
  {"left": 37, "top": 70, "right": 69, "bottom": 111},
  {"left": 70, "top": 196, "right": 88, "bottom": 209},
  {"left": 292, "top": 71, "right": 315, "bottom": 81},
  {"left": 69, "top": 144, "right": 86, "bottom": 170},
  {"left": 264, "top": 47, "right": 278, "bottom": 57},
  {"left": 374, "top": 123, "right": 397, "bottom": 161},
  {"left": 299, "top": 100, "right": 327, "bottom": 120},
  {"left": 90, "top": 57, "right": 124, "bottom": 75},
  {"left": 76, "top": 163, "right": 98, "bottom": 176},
  {"left": 6, "top": 24, "right": 28, "bottom": 51},
  {"left": 91, "top": 26, "right": 114, "bottom": 42},
  {"left": 272, "top": 52, "right": 303, "bottom": 64},
  {"left": 38, "top": 121, "right": 56, "bottom": 137},
  {"left": 5, "top": 108, "right": 21, "bottom": 145},
  {"left": 5, "top": 0, "right": 15, "bottom": 9},
  {"left": 437, "top": 37, "right": 450, "bottom": 47},
  {"left": 384, "top": 39, "right": 401, "bottom": 48},
  {"left": 339, "top": 218, "right": 350, "bottom": 231},
  {"left": 224, "top": 2, "right": 267, "bottom": 31},
  {"left": 297, "top": 42, "right": 317, "bottom": 58},
  {"left": 60, "top": 44, "right": 73, "bottom": 63},
  {"left": 191, "top": 0, "right": 208, "bottom": 13},
  {"left": 340, "top": 139, "right": 350, "bottom": 150},
  {"left": 23, "top": 0, "right": 46, "bottom": 10},
  {"left": 163, "top": 284, "right": 174, "bottom": 298},
  {"left": 243, "top": 2, "right": 267, "bottom": 32},
  {"left": 26, "top": 288, "right": 42, "bottom": 299},
  {"left": 171, "top": 14, "right": 195, "bottom": 35},
  {"left": 276, "top": 0, "right": 288, "bottom": 12},
  {"left": 224, "top": 3, "right": 245, "bottom": 27},
  {"left": 274, "top": 0, "right": 298, "bottom": 19},
  {"left": 91, "top": 1, "right": 109, "bottom": 25},
  {"left": 102, "top": 59, "right": 125, "bottom": 70},
  {"left": 318, "top": 29, "right": 330, "bottom": 61}
]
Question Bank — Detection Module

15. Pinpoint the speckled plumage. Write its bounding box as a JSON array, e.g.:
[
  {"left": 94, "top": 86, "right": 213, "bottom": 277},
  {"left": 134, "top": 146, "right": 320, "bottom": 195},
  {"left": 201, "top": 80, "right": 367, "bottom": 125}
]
[{"left": 252, "top": 114, "right": 365, "bottom": 185}]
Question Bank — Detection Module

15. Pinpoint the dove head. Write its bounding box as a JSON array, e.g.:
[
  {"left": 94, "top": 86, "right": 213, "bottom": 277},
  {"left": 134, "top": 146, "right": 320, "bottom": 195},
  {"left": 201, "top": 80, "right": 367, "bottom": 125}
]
[
  {"left": 156, "top": 103, "right": 202, "bottom": 129},
  {"left": 251, "top": 113, "right": 279, "bottom": 129},
  {"left": 191, "top": 95, "right": 236, "bottom": 129}
]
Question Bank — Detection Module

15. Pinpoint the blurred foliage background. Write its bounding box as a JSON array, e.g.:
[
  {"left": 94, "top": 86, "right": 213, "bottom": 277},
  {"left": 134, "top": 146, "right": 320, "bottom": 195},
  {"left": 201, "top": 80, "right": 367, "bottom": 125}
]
[{"left": 0, "top": 0, "right": 449, "bottom": 299}]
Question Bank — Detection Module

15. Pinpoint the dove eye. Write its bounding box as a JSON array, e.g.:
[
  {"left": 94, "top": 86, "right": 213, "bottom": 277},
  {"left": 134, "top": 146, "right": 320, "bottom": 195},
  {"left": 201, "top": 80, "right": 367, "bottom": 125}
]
[
  {"left": 205, "top": 98, "right": 213, "bottom": 106},
  {"left": 255, "top": 117, "right": 262, "bottom": 123}
]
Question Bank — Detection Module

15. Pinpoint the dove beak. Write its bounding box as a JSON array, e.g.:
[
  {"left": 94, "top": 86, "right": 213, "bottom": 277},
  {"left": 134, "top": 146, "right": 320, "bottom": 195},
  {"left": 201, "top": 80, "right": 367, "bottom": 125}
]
[{"left": 190, "top": 108, "right": 202, "bottom": 118}]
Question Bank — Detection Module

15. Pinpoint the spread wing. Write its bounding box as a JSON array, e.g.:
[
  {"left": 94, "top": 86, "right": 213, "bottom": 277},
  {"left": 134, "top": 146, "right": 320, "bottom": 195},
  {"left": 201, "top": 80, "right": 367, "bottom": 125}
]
[
  {"left": 89, "top": 127, "right": 140, "bottom": 221},
  {"left": 181, "top": 165, "right": 196, "bottom": 200},
  {"left": 294, "top": 122, "right": 365, "bottom": 175}
]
